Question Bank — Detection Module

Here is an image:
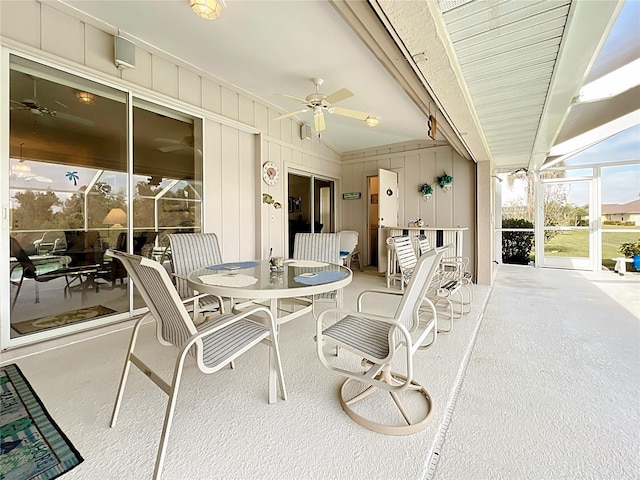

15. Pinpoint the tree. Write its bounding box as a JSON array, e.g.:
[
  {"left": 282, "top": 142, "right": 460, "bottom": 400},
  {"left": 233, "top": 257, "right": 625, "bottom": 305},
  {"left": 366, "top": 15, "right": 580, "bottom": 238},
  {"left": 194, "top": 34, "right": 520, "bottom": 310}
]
[
  {"left": 503, "top": 168, "right": 587, "bottom": 242},
  {"left": 11, "top": 191, "right": 61, "bottom": 230}
]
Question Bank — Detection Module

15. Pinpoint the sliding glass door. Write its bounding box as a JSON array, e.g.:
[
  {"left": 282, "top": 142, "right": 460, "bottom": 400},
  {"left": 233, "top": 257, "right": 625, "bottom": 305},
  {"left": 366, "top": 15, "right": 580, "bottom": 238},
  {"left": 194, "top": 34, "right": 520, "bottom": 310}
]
[
  {"left": 287, "top": 172, "right": 335, "bottom": 257},
  {"left": 6, "top": 54, "right": 202, "bottom": 345}
]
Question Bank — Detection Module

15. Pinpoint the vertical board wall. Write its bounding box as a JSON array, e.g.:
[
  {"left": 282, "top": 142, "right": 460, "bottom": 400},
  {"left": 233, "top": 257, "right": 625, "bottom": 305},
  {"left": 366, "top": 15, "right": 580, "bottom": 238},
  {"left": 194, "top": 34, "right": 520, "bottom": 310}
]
[
  {"left": 0, "top": 0, "right": 342, "bottom": 263},
  {"left": 341, "top": 143, "right": 476, "bottom": 276}
]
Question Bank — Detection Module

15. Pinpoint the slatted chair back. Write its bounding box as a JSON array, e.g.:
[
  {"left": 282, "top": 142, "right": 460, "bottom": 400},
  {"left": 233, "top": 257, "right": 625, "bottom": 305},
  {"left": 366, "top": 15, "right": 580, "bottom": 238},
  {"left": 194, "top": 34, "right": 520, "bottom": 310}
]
[
  {"left": 109, "top": 249, "right": 197, "bottom": 350},
  {"left": 338, "top": 230, "right": 362, "bottom": 271},
  {"left": 392, "top": 236, "right": 417, "bottom": 286},
  {"left": 392, "top": 248, "right": 444, "bottom": 339},
  {"left": 418, "top": 234, "right": 431, "bottom": 256},
  {"left": 292, "top": 232, "right": 342, "bottom": 319},
  {"left": 293, "top": 233, "right": 341, "bottom": 264},
  {"left": 168, "top": 233, "right": 223, "bottom": 299}
]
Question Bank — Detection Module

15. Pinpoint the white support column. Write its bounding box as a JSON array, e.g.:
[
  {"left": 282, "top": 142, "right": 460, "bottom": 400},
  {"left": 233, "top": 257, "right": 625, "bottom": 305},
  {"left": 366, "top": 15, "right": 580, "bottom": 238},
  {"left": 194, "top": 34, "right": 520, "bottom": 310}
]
[{"left": 476, "top": 160, "right": 494, "bottom": 285}]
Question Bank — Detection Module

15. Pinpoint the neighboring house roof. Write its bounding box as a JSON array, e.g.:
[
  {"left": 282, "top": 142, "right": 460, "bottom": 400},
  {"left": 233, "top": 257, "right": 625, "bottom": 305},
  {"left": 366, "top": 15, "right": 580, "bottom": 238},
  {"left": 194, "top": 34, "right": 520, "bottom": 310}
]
[{"left": 602, "top": 199, "right": 640, "bottom": 215}]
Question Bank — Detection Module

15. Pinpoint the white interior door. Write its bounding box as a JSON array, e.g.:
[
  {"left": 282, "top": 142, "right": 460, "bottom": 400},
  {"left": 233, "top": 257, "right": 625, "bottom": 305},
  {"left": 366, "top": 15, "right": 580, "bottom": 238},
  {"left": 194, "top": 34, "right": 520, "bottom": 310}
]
[{"left": 377, "top": 168, "right": 398, "bottom": 273}]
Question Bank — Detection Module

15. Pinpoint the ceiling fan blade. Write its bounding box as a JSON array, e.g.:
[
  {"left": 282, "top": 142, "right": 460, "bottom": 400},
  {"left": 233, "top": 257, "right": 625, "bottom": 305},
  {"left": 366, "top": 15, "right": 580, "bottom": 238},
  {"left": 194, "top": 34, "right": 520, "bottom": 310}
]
[
  {"left": 324, "top": 88, "right": 353, "bottom": 105},
  {"left": 278, "top": 93, "right": 308, "bottom": 104},
  {"left": 159, "top": 144, "right": 187, "bottom": 153},
  {"left": 329, "top": 106, "right": 370, "bottom": 121},
  {"left": 273, "top": 109, "right": 308, "bottom": 121},
  {"left": 55, "top": 112, "right": 95, "bottom": 127},
  {"left": 314, "top": 111, "right": 326, "bottom": 132}
]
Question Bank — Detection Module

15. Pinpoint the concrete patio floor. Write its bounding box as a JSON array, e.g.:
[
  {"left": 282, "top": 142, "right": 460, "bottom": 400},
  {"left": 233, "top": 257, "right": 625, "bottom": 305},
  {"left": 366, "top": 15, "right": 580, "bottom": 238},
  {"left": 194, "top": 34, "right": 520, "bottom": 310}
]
[{"left": 2, "top": 264, "right": 638, "bottom": 479}]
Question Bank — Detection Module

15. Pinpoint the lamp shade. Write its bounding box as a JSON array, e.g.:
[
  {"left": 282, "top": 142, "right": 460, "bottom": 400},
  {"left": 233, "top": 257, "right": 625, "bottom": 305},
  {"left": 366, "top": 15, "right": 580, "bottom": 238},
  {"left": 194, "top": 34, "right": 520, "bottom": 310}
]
[
  {"left": 190, "top": 0, "right": 225, "bottom": 20},
  {"left": 103, "top": 208, "right": 127, "bottom": 227}
]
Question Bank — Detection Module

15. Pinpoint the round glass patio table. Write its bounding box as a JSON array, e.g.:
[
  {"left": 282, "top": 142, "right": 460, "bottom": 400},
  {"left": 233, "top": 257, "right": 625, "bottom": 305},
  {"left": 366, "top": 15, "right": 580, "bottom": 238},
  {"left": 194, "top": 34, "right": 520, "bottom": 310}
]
[
  {"left": 187, "top": 259, "right": 352, "bottom": 403},
  {"left": 187, "top": 259, "right": 352, "bottom": 303}
]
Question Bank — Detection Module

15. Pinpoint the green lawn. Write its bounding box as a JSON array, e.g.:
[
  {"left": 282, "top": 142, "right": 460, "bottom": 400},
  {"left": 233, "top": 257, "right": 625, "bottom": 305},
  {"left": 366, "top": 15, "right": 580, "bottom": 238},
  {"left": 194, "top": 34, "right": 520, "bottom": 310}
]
[{"left": 542, "top": 227, "right": 640, "bottom": 269}]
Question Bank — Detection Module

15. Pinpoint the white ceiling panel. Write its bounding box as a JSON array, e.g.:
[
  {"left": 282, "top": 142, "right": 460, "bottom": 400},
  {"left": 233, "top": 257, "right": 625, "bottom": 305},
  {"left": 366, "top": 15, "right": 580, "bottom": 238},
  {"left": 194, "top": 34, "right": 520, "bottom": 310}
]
[{"left": 438, "top": 0, "right": 572, "bottom": 166}]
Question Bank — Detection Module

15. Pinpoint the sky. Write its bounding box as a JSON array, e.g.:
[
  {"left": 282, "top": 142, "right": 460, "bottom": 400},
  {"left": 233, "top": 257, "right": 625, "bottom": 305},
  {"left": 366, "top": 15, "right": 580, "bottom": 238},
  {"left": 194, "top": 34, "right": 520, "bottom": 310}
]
[
  {"left": 501, "top": 124, "right": 640, "bottom": 207},
  {"left": 566, "top": 125, "right": 640, "bottom": 205}
]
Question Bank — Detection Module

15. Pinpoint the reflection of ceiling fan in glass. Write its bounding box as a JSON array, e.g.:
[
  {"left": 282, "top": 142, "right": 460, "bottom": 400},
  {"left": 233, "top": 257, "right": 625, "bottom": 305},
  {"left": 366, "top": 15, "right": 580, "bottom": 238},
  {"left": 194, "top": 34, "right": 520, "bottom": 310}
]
[
  {"left": 154, "top": 135, "right": 201, "bottom": 154},
  {"left": 273, "top": 78, "right": 379, "bottom": 132},
  {"left": 10, "top": 78, "right": 95, "bottom": 127}
]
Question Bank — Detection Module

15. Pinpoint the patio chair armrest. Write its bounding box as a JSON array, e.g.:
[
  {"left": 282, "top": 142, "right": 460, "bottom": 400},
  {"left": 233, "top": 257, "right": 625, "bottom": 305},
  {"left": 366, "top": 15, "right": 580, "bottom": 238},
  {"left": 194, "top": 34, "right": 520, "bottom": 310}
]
[
  {"left": 181, "top": 292, "right": 224, "bottom": 307},
  {"left": 170, "top": 272, "right": 187, "bottom": 282},
  {"left": 356, "top": 288, "right": 403, "bottom": 312},
  {"left": 189, "top": 305, "right": 276, "bottom": 342}
]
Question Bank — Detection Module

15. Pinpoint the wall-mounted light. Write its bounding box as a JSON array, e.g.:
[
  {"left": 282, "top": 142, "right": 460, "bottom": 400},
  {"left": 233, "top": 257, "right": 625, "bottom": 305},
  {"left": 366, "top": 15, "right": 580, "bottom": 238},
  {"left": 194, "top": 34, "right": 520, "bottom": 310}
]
[
  {"left": 364, "top": 116, "right": 379, "bottom": 127},
  {"left": 75, "top": 91, "right": 96, "bottom": 105},
  {"left": 190, "top": 0, "right": 225, "bottom": 20}
]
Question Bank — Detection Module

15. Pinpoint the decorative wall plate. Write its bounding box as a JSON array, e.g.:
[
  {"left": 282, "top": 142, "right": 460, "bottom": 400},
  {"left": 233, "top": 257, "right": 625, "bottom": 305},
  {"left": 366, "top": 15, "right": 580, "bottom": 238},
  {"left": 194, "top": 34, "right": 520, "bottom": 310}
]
[{"left": 262, "top": 161, "right": 279, "bottom": 185}]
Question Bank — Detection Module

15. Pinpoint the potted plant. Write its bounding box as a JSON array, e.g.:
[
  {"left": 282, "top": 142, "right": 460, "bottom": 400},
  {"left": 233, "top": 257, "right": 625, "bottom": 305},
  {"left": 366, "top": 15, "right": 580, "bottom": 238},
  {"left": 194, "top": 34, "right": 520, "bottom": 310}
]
[
  {"left": 619, "top": 238, "right": 640, "bottom": 271},
  {"left": 419, "top": 183, "right": 433, "bottom": 200},
  {"left": 436, "top": 173, "right": 453, "bottom": 192}
]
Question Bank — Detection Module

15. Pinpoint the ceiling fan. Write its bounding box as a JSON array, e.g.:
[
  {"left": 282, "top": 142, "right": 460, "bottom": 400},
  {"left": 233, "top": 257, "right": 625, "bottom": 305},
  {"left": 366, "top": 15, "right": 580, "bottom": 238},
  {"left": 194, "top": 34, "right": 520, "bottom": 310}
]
[
  {"left": 154, "top": 135, "right": 201, "bottom": 154},
  {"left": 10, "top": 78, "right": 95, "bottom": 127},
  {"left": 273, "top": 78, "right": 378, "bottom": 132}
]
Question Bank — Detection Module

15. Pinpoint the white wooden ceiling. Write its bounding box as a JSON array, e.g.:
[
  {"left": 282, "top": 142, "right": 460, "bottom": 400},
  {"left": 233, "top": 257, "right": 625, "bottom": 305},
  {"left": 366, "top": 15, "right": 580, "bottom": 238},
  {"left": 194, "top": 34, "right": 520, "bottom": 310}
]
[
  {"left": 55, "top": 0, "right": 635, "bottom": 171},
  {"left": 440, "top": 0, "right": 571, "bottom": 167}
]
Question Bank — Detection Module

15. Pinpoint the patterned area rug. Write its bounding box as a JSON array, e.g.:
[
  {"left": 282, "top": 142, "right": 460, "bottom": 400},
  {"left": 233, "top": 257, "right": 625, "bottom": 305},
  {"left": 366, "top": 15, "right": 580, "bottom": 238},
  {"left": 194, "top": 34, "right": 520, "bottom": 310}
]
[
  {"left": 0, "top": 364, "right": 84, "bottom": 479},
  {"left": 12, "top": 305, "right": 117, "bottom": 335}
]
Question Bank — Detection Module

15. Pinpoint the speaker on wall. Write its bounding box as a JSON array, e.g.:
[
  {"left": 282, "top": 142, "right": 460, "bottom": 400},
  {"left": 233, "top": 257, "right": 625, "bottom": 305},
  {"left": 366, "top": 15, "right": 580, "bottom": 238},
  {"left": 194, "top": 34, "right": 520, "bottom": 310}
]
[
  {"left": 115, "top": 35, "right": 136, "bottom": 70},
  {"left": 300, "top": 124, "right": 312, "bottom": 140}
]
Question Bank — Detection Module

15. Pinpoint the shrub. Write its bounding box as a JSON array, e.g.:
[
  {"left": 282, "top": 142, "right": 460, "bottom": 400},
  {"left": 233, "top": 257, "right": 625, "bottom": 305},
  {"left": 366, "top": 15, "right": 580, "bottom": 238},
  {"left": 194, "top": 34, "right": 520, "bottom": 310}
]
[
  {"left": 619, "top": 238, "right": 640, "bottom": 257},
  {"left": 502, "top": 217, "right": 534, "bottom": 265}
]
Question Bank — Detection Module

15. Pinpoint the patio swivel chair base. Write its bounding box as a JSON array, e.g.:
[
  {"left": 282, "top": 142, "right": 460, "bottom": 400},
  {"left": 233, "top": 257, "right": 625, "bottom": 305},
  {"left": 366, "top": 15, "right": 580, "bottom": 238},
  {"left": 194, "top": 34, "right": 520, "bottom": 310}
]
[{"left": 339, "top": 366, "right": 434, "bottom": 436}]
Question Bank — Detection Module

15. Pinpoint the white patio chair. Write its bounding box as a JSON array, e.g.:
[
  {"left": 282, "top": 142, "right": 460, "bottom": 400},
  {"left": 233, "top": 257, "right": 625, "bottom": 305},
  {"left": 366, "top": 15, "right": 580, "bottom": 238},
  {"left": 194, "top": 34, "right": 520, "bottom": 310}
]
[
  {"left": 418, "top": 234, "right": 473, "bottom": 310},
  {"left": 167, "top": 233, "right": 226, "bottom": 320},
  {"left": 338, "top": 230, "right": 363, "bottom": 271},
  {"left": 108, "top": 250, "right": 286, "bottom": 480},
  {"left": 316, "top": 247, "right": 444, "bottom": 435},
  {"left": 393, "top": 236, "right": 462, "bottom": 332},
  {"left": 293, "top": 232, "right": 342, "bottom": 319}
]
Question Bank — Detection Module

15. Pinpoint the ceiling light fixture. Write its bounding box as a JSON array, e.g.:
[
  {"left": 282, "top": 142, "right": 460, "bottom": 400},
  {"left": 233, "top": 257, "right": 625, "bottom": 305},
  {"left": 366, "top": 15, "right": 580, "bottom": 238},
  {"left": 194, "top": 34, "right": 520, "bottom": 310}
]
[
  {"left": 364, "top": 116, "right": 379, "bottom": 127},
  {"left": 75, "top": 91, "right": 96, "bottom": 105},
  {"left": 11, "top": 161, "right": 31, "bottom": 178},
  {"left": 11, "top": 142, "right": 31, "bottom": 178},
  {"left": 190, "top": 0, "right": 225, "bottom": 20}
]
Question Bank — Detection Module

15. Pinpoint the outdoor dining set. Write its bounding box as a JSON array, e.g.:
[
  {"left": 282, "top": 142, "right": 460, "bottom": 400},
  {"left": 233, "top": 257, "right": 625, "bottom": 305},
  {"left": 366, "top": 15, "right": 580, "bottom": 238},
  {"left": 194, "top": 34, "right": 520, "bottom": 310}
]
[{"left": 104, "top": 230, "right": 474, "bottom": 480}]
